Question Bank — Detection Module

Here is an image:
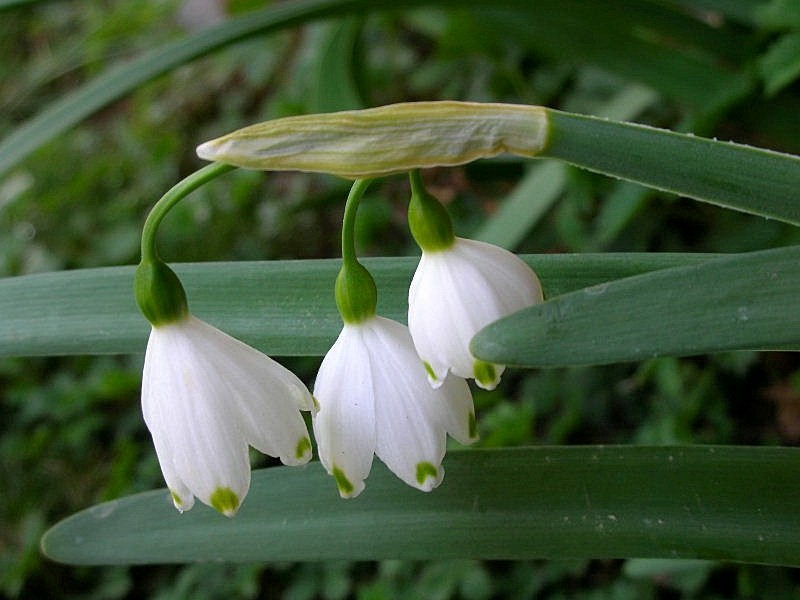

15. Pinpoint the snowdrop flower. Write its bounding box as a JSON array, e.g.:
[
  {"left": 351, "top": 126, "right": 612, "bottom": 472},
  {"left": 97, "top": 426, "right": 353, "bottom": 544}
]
[
  {"left": 313, "top": 314, "right": 476, "bottom": 498},
  {"left": 312, "top": 179, "right": 476, "bottom": 498},
  {"left": 142, "top": 313, "right": 314, "bottom": 515},
  {"left": 135, "top": 252, "right": 312, "bottom": 517},
  {"left": 406, "top": 171, "right": 543, "bottom": 391}
]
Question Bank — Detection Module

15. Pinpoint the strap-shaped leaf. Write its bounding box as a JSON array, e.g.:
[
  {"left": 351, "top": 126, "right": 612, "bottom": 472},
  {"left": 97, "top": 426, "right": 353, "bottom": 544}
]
[
  {"left": 41, "top": 446, "right": 800, "bottom": 566},
  {"left": 0, "top": 254, "right": 715, "bottom": 357},
  {"left": 472, "top": 245, "right": 800, "bottom": 368},
  {"left": 542, "top": 110, "right": 800, "bottom": 225}
]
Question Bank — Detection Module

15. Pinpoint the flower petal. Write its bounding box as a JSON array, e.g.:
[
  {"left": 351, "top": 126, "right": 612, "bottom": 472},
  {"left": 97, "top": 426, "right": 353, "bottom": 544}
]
[
  {"left": 429, "top": 372, "right": 478, "bottom": 445},
  {"left": 181, "top": 318, "right": 313, "bottom": 466},
  {"left": 409, "top": 252, "right": 477, "bottom": 379},
  {"left": 141, "top": 318, "right": 256, "bottom": 515},
  {"left": 313, "top": 325, "right": 377, "bottom": 498},
  {"left": 366, "top": 317, "right": 448, "bottom": 492}
]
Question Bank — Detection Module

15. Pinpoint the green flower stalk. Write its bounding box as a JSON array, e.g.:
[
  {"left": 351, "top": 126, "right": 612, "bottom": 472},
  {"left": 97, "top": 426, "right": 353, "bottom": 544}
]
[
  {"left": 335, "top": 179, "right": 378, "bottom": 324},
  {"left": 135, "top": 162, "right": 234, "bottom": 325}
]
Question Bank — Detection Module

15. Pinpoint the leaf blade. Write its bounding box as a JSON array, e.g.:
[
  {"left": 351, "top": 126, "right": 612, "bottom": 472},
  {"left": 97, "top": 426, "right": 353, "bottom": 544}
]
[
  {"left": 0, "top": 254, "right": 718, "bottom": 357},
  {"left": 41, "top": 446, "right": 800, "bottom": 566},
  {"left": 472, "top": 245, "right": 800, "bottom": 368},
  {"left": 542, "top": 109, "right": 800, "bottom": 225}
]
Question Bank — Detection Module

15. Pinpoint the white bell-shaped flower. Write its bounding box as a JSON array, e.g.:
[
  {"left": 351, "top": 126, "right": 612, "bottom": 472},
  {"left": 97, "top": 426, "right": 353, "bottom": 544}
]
[
  {"left": 312, "top": 315, "right": 476, "bottom": 498},
  {"left": 408, "top": 237, "right": 543, "bottom": 391},
  {"left": 141, "top": 314, "right": 313, "bottom": 516}
]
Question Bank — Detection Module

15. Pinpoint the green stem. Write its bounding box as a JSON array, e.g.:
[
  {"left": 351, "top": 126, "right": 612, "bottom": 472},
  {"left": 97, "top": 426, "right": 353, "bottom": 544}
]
[
  {"left": 140, "top": 162, "right": 236, "bottom": 263},
  {"left": 335, "top": 178, "right": 378, "bottom": 324},
  {"left": 408, "top": 169, "right": 425, "bottom": 198},
  {"left": 340, "top": 178, "right": 374, "bottom": 267},
  {"left": 135, "top": 162, "right": 235, "bottom": 325}
]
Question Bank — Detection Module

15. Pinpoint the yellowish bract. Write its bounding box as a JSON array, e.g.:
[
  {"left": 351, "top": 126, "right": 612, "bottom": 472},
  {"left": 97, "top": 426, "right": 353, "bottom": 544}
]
[{"left": 196, "top": 101, "right": 549, "bottom": 178}]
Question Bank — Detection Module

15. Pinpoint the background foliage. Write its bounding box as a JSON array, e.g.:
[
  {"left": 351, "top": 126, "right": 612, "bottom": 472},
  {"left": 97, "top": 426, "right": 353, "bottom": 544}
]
[{"left": 2, "top": 0, "right": 800, "bottom": 597}]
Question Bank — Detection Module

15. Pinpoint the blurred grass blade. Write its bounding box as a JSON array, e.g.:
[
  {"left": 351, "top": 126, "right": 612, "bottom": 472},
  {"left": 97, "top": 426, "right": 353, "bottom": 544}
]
[
  {"left": 0, "top": 0, "right": 386, "bottom": 178},
  {"left": 472, "top": 245, "right": 800, "bottom": 368},
  {"left": 41, "top": 446, "right": 800, "bottom": 566},
  {"left": 0, "top": 0, "right": 43, "bottom": 9},
  {"left": 0, "top": 254, "right": 717, "bottom": 357},
  {"left": 472, "top": 2, "right": 753, "bottom": 112},
  {"left": 311, "top": 17, "right": 364, "bottom": 112},
  {"left": 758, "top": 32, "right": 800, "bottom": 96},
  {"left": 542, "top": 109, "right": 800, "bottom": 225},
  {"left": 668, "top": 0, "right": 764, "bottom": 25},
  {"left": 592, "top": 181, "right": 651, "bottom": 249},
  {"left": 473, "top": 161, "right": 566, "bottom": 249}
]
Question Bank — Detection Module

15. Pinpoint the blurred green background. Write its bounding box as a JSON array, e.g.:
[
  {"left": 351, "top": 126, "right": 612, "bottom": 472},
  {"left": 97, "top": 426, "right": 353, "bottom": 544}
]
[{"left": 2, "top": 0, "right": 800, "bottom": 597}]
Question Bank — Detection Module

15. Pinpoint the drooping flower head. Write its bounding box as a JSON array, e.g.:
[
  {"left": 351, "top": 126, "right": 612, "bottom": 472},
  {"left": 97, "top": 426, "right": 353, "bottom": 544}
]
[
  {"left": 312, "top": 179, "right": 477, "bottom": 498},
  {"left": 134, "top": 164, "right": 313, "bottom": 516},
  {"left": 406, "top": 170, "right": 544, "bottom": 390},
  {"left": 140, "top": 310, "right": 314, "bottom": 516},
  {"left": 313, "top": 316, "right": 476, "bottom": 498}
]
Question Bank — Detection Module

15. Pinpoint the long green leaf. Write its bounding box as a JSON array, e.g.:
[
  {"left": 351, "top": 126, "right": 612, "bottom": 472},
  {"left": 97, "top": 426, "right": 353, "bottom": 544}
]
[
  {"left": 41, "top": 446, "right": 800, "bottom": 566},
  {"left": 542, "top": 109, "right": 800, "bottom": 226},
  {"left": 472, "top": 245, "right": 800, "bottom": 368},
  {"left": 0, "top": 254, "right": 716, "bottom": 358}
]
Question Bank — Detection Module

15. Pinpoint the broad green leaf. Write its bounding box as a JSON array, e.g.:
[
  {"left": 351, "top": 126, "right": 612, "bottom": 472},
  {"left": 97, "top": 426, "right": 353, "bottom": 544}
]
[
  {"left": 472, "top": 245, "right": 800, "bottom": 368},
  {"left": 542, "top": 110, "right": 800, "bottom": 226},
  {"left": 41, "top": 446, "right": 800, "bottom": 566},
  {"left": 0, "top": 254, "right": 716, "bottom": 357}
]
